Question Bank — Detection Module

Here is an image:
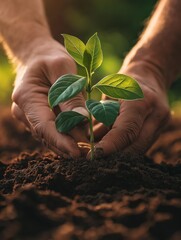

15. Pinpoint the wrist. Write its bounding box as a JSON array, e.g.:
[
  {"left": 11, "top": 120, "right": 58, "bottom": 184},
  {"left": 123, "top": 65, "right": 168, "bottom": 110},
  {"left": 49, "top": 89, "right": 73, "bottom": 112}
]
[
  {"left": 23, "top": 36, "right": 68, "bottom": 64},
  {"left": 121, "top": 44, "right": 176, "bottom": 90},
  {"left": 119, "top": 60, "right": 169, "bottom": 110},
  {"left": 121, "top": 61, "right": 166, "bottom": 92},
  {"left": 3, "top": 21, "right": 67, "bottom": 65},
  {"left": 15, "top": 37, "right": 76, "bottom": 86}
]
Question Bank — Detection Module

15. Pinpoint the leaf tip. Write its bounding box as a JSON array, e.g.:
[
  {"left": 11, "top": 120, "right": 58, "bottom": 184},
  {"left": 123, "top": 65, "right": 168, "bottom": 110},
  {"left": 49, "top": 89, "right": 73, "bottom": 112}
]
[
  {"left": 48, "top": 101, "right": 54, "bottom": 109},
  {"left": 138, "top": 90, "right": 144, "bottom": 99},
  {"left": 61, "top": 33, "right": 70, "bottom": 41},
  {"left": 61, "top": 33, "right": 65, "bottom": 39}
]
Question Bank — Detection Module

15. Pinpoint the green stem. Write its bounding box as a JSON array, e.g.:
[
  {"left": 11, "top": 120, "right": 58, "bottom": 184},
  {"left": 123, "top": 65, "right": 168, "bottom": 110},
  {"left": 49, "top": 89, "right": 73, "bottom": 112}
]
[
  {"left": 88, "top": 109, "right": 94, "bottom": 160},
  {"left": 85, "top": 68, "right": 94, "bottom": 160}
]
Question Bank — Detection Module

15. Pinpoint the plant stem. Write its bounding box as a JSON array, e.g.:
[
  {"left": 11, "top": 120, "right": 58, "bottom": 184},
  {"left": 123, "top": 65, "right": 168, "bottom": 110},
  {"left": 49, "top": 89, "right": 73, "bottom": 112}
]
[
  {"left": 86, "top": 69, "right": 94, "bottom": 160},
  {"left": 88, "top": 108, "right": 94, "bottom": 160}
]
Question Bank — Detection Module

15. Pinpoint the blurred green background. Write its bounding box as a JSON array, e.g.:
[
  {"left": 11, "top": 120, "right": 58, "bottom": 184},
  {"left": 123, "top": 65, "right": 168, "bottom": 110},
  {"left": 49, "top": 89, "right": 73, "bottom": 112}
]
[{"left": 0, "top": 0, "right": 181, "bottom": 114}]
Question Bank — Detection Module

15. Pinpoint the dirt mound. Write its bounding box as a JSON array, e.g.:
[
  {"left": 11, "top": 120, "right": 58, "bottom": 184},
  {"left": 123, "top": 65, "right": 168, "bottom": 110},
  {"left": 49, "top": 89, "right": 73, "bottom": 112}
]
[{"left": 0, "top": 107, "right": 181, "bottom": 240}]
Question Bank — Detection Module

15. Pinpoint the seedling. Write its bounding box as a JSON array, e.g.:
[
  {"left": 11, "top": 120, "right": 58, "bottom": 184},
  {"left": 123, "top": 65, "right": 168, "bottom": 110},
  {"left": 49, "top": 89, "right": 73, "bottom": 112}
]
[{"left": 48, "top": 33, "right": 143, "bottom": 160}]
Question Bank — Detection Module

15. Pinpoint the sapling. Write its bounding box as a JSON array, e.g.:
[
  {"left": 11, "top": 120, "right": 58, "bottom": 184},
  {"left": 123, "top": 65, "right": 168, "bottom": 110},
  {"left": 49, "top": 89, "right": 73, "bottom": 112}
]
[{"left": 48, "top": 33, "right": 143, "bottom": 160}]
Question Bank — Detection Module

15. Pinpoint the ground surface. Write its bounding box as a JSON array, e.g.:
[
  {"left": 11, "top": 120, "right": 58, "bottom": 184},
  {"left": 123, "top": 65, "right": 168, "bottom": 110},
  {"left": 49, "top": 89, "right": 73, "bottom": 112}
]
[{"left": 0, "top": 107, "right": 181, "bottom": 240}]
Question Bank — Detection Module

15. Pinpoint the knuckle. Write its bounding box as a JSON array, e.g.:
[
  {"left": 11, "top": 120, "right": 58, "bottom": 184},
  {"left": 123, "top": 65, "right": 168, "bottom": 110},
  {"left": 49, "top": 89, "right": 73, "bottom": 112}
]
[
  {"left": 141, "top": 87, "right": 163, "bottom": 111},
  {"left": 12, "top": 86, "right": 28, "bottom": 109},
  {"left": 33, "top": 121, "right": 58, "bottom": 148},
  {"left": 12, "top": 72, "right": 31, "bottom": 106},
  {"left": 136, "top": 99, "right": 151, "bottom": 116},
  {"left": 46, "top": 55, "right": 76, "bottom": 80},
  {"left": 124, "top": 122, "right": 140, "bottom": 143},
  {"left": 33, "top": 121, "right": 47, "bottom": 139},
  {"left": 142, "top": 94, "right": 155, "bottom": 113},
  {"left": 12, "top": 89, "right": 25, "bottom": 109},
  {"left": 12, "top": 87, "right": 21, "bottom": 104},
  {"left": 11, "top": 102, "right": 17, "bottom": 115},
  {"left": 11, "top": 103, "right": 21, "bottom": 119},
  {"left": 114, "top": 121, "right": 140, "bottom": 149},
  {"left": 59, "top": 55, "right": 76, "bottom": 69}
]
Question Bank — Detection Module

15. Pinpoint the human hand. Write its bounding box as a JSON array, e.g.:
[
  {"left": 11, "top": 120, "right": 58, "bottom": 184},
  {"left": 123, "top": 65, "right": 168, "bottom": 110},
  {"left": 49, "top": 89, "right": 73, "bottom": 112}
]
[
  {"left": 12, "top": 39, "right": 89, "bottom": 158},
  {"left": 92, "top": 63, "right": 171, "bottom": 157}
]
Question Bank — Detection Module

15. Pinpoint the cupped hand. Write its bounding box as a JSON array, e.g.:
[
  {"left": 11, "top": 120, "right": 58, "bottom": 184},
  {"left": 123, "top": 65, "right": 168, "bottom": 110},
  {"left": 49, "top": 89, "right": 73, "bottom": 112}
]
[
  {"left": 12, "top": 40, "right": 89, "bottom": 158},
  {"left": 92, "top": 63, "right": 171, "bottom": 157}
]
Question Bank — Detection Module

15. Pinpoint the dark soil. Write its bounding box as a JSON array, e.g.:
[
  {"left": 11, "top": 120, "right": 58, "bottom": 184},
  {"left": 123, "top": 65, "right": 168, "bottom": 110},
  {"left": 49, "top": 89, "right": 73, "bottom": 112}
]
[{"left": 0, "top": 107, "right": 181, "bottom": 240}]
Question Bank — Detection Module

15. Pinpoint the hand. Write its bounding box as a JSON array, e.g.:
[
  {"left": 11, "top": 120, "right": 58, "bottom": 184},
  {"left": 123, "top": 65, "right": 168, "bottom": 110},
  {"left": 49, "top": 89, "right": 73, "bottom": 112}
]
[
  {"left": 92, "top": 63, "right": 171, "bottom": 157},
  {"left": 12, "top": 40, "right": 89, "bottom": 158}
]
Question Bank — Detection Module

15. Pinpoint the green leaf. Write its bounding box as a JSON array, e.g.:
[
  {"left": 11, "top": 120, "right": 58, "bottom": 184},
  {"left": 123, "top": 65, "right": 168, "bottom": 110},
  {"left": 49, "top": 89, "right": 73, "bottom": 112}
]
[
  {"left": 93, "top": 74, "right": 144, "bottom": 100},
  {"left": 62, "top": 34, "right": 85, "bottom": 66},
  {"left": 83, "top": 33, "right": 103, "bottom": 73},
  {"left": 48, "top": 74, "right": 86, "bottom": 108},
  {"left": 56, "top": 111, "right": 87, "bottom": 133},
  {"left": 83, "top": 50, "right": 92, "bottom": 74},
  {"left": 86, "top": 100, "right": 120, "bottom": 126}
]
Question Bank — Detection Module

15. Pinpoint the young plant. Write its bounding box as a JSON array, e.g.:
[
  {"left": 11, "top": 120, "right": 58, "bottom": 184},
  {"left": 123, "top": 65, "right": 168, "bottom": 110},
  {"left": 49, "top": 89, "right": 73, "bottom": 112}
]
[{"left": 48, "top": 33, "right": 143, "bottom": 160}]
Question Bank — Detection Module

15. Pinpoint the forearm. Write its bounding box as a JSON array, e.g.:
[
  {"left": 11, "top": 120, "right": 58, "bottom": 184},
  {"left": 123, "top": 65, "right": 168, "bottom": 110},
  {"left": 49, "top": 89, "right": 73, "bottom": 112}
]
[
  {"left": 0, "top": 0, "right": 56, "bottom": 64},
  {"left": 121, "top": 0, "right": 181, "bottom": 89}
]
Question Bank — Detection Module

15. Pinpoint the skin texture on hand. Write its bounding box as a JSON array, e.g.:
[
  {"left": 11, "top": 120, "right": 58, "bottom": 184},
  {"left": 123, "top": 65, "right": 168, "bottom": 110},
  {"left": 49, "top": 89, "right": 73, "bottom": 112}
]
[
  {"left": 1, "top": 0, "right": 181, "bottom": 159},
  {"left": 0, "top": 0, "right": 89, "bottom": 158},
  {"left": 12, "top": 45, "right": 89, "bottom": 158},
  {"left": 90, "top": 0, "right": 181, "bottom": 158},
  {"left": 92, "top": 63, "right": 171, "bottom": 158}
]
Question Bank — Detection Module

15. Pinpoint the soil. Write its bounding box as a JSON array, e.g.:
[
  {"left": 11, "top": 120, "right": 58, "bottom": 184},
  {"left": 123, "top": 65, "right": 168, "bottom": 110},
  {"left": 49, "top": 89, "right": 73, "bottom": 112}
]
[{"left": 0, "top": 107, "right": 181, "bottom": 240}]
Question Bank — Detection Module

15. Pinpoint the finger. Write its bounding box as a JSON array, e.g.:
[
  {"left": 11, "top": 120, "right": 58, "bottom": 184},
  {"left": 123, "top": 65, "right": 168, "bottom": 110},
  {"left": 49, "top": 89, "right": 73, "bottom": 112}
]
[
  {"left": 11, "top": 102, "right": 31, "bottom": 129},
  {"left": 11, "top": 103, "right": 40, "bottom": 141},
  {"left": 93, "top": 122, "right": 110, "bottom": 141},
  {"left": 69, "top": 125, "right": 89, "bottom": 142},
  {"left": 14, "top": 94, "right": 81, "bottom": 158},
  {"left": 93, "top": 100, "right": 151, "bottom": 156},
  {"left": 41, "top": 138, "right": 72, "bottom": 159},
  {"left": 37, "top": 107, "right": 82, "bottom": 157},
  {"left": 123, "top": 108, "right": 171, "bottom": 155}
]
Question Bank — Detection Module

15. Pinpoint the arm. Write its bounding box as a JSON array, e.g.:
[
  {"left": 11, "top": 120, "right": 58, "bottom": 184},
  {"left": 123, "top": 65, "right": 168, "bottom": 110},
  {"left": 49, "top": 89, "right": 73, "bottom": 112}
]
[
  {"left": 0, "top": 0, "right": 88, "bottom": 158},
  {"left": 0, "top": 0, "right": 53, "bottom": 63},
  {"left": 93, "top": 0, "right": 181, "bottom": 157},
  {"left": 121, "top": 0, "right": 181, "bottom": 89}
]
